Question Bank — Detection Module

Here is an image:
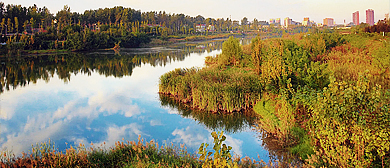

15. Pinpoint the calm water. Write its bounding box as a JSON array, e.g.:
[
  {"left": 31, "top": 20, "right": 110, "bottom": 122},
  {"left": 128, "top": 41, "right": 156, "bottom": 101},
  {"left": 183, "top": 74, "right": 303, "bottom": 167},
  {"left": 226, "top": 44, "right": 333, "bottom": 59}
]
[{"left": 0, "top": 39, "right": 271, "bottom": 161}]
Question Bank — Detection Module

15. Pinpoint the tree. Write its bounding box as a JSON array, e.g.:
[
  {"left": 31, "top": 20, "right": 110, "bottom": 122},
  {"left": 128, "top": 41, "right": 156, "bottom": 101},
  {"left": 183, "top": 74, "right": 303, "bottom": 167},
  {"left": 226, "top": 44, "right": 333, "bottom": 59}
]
[
  {"left": 7, "top": 18, "right": 12, "bottom": 32},
  {"left": 241, "top": 17, "right": 248, "bottom": 25},
  {"left": 23, "top": 20, "right": 28, "bottom": 31},
  {"left": 1, "top": 18, "right": 5, "bottom": 34},
  {"left": 14, "top": 17, "right": 18, "bottom": 33},
  {"left": 218, "top": 36, "right": 243, "bottom": 66}
]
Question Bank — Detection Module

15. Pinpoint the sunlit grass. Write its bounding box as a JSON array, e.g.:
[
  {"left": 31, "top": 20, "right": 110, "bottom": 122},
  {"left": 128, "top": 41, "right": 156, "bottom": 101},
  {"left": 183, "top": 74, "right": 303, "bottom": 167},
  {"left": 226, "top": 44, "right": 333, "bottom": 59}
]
[{"left": 0, "top": 136, "right": 201, "bottom": 167}]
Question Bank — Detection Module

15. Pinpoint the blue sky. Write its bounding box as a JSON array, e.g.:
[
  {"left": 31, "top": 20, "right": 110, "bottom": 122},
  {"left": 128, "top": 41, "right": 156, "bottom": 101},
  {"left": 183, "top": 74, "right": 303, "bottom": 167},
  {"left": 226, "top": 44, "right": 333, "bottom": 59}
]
[{"left": 2, "top": 0, "right": 390, "bottom": 24}]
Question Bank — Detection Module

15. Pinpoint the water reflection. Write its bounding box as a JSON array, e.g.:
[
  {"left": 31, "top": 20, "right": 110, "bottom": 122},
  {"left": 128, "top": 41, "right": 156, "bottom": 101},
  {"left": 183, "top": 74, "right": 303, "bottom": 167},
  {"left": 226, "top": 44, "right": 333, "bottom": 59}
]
[
  {"left": 0, "top": 40, "right": 223, "bottom": 94},
  {"left": 159, "top": 94, "right": 256, "bottom": 134},
  {"left": 0, "top": 38, "right": 269, "bottom": 161}
]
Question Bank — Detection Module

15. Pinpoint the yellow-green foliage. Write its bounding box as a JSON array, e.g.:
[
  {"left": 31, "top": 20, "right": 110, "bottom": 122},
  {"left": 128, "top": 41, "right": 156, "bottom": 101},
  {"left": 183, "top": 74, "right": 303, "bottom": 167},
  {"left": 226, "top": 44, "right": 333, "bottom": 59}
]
[
  {"left": 326, "top": 35, "right": 390, "bottom": 89},
  {"left": 254, "top": 94, "right": 295, "bottom": 146},
  {"left": 306, "top": 74, "right": 390, "bottom": 167},
  {"left": 218, "top": 36, "right": 243, "bottom": 66},
  {"left": 159, "top": 67, "right": 262, "bottom": 113},
  {"left": 0, "top": 136, "right": 201, "bottom": 167},
  {"left": 251, "top": 37, "right": 330, "bottom": 92},
  {"left": 198, "top": 131, "right": 239, "bottom": 168}
]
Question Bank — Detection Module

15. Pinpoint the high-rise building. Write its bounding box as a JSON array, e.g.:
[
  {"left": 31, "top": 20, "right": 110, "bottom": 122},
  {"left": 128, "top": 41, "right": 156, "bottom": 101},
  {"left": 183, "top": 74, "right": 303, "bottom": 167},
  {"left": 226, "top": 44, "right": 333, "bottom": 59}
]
[
  {"left": 284, "top": 17, "right": 292, "bottom": 28},
  {"left": 366, "top": 9, "right": 374, "bottom": 26},
  {"left": 270, "top": 19, "right": 275, "bottom": 24},
  {"left": 385, "top": 13, "right": 389, "bottom": 21},
  {"left": 303, "top": 17, "right": 310, "bottom": 26},
  {"left": 353, "top": 11, "right": 359, "bottom": 25},
  {"left": 323, "top": 18, "right": 334, "bottom": 27}
]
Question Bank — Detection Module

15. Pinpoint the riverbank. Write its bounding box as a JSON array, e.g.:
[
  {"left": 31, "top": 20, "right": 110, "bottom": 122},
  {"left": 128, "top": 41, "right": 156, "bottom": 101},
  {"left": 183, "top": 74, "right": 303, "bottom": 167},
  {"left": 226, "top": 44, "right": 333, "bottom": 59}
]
[
  {"left": 159, "top": 32, "right": 390, "bottom": 167},
  {"left": 1, "top": 133, "right": 266, "bottom": 167},
  {"left": 144, "top": 33, "right": 244, "bottom": 47},
  {"left": 0, "top": 33, "right": 243, "bottom": 57}
]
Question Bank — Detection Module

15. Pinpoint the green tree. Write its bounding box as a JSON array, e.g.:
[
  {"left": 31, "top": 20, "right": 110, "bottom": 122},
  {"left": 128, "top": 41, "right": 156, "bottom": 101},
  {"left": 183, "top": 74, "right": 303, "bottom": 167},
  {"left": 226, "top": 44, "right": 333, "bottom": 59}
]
[
  {"left": 30, "top": 18, "right": 35, "bottom": 29},
  {"left": 7, "top": 18, "right": 12, "bottom": 33},
  {"left": 23, "top": 20, "right": 28, "bottom": 32},
  {"left": 14, "top": 17, "right": 18, "bottom": 33},
  {"left": 218, "top": 36, "right": 243, "bottom": 66},
  {"left": 1, "top": 18, "right": 5, "bottom": 34},
  {"left": 241, "top": 17, "right": 248, "bottom": 26}
]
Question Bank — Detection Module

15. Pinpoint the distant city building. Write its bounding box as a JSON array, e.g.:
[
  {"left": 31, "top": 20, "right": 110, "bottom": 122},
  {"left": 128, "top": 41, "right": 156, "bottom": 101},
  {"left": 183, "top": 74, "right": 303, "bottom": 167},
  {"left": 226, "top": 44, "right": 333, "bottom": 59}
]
[
  {"left": 366, "top": 9, "right": 374, "bottom": 26},
  {"left": 208, "top": 25, "right": 215, "bottom": 32},
  {"left": 385, "top": 13, "right": 389, "bottom": 21},
  {"left": 196, "top": 24, "right": 206, "bottom": 32},
  {"left": 275, "top": 18, "right": 281, "bottom": 26},
  {"left": 302, "top": 17, "right": 310, "bottom": 26},
  {"left": 353, "top": 11, "right": 359, "bottom": 25},
  {"left": 323, "top": 18, "right": 334, "bottom": 27},
  {"left": 270, "top": 19, "right": 275, "bottom": 24},
  {"left": 284, "top": 17, "right": 292, "bottom": 28}
]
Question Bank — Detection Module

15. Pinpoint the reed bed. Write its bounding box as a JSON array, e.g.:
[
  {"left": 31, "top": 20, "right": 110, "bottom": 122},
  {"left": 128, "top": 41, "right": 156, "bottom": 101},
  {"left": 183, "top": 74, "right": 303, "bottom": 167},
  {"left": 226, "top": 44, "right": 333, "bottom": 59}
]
[{"left": 159, "top": 67, "right": 262, "bottom": 113}]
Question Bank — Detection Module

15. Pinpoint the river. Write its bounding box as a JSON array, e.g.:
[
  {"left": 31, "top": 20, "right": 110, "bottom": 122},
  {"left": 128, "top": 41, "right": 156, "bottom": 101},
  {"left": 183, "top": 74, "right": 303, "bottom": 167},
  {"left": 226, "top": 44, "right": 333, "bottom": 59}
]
[{"left": 0, "top": 39, "right": 272, "bottom": 162}]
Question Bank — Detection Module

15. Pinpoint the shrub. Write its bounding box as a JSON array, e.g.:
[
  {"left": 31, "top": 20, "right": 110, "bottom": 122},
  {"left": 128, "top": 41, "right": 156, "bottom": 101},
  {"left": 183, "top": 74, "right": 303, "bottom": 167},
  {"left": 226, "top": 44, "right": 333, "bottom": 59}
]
[
  {"left": 218, "top": 36, "right": 243, "bottom": 66},
  {"left": 306, "top": 74, "right": 390, "bottom": 167}
]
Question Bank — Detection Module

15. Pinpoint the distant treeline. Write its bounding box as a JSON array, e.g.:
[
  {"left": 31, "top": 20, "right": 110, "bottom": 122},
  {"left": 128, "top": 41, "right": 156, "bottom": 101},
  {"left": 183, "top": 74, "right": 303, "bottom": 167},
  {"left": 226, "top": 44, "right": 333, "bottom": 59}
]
[
  {"left": 0, "top": 2, "right": 386, "bottom": 55},
  {"left": 0, "top": 2, "right": 318, "bottom": 55},
  {"left": 0, "top": 40, "right": 224, "bottom": 94},
  {"left": 365, "top": 19, "right": 390, "bottom": 33}
]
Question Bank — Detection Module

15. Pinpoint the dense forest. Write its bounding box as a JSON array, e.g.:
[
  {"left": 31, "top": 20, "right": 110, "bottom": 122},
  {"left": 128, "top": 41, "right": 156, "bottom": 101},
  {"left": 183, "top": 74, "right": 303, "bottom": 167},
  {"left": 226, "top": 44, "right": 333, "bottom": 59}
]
[{"left": 0, "top": 2, "right": 317, "bottom": 55}]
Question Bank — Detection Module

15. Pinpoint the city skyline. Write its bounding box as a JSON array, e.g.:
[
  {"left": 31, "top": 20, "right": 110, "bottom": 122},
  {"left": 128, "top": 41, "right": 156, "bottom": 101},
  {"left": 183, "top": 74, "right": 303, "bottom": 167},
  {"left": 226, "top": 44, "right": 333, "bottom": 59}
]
[{"left": 2, "top": 0, "right": 389, "bottom": 25}]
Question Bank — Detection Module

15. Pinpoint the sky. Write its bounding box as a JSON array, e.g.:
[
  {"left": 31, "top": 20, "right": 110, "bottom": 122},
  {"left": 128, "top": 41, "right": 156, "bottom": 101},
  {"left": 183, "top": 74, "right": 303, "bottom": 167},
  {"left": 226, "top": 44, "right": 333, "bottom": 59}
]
[{"left": 2, "top": 0, "right": 390, "bottom": 25}]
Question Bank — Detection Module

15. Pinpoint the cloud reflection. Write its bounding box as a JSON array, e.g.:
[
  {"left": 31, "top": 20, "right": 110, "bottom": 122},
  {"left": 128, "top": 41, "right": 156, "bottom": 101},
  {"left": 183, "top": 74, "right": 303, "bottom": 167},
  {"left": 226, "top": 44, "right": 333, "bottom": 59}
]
[
  {"left": 0, "top": 48, "right": 260, "bottom": 159},
  {"left": 0, "top": 73, "right": 145, "bottom": 155},
  {"left": 1, "top": 120, "right": 69, "bottom": 154},
  {"left": 171, "top": 126, "right": 243, "bottom": 156}
]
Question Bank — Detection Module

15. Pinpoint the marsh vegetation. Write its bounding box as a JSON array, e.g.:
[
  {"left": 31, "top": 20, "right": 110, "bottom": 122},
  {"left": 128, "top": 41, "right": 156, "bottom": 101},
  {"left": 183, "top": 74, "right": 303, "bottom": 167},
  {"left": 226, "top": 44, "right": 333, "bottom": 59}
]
[{"left": 159, "top": 31, "right": 390, "bottom": 167}]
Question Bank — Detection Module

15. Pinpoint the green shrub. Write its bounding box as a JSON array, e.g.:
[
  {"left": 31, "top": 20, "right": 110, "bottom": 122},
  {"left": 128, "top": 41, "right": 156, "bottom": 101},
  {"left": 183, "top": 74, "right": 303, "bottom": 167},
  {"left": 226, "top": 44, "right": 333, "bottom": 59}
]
[
  {"left": 306, "top": 74, "right": 390, "bottom": 167},
  {"left": 218, "top": 36, "right": 243, "bottom": 66}
]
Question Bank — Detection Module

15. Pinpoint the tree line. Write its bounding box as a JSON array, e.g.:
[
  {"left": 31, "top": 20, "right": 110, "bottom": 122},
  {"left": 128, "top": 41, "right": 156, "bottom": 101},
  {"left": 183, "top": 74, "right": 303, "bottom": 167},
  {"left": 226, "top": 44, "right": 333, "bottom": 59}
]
[{"left": 0, "top": 2, "right": 340, "bottom": 55}]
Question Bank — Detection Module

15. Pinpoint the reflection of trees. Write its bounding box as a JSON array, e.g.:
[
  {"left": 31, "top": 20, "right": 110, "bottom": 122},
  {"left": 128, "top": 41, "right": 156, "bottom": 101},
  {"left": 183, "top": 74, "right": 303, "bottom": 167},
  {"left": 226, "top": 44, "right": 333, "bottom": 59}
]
[
  {"left": 0, "top": 40, "right": 225, "bottom": 94},
  {"left": 255, "top": 128, "right": 303, "bottom": 167},
  {"left": 159, "top": 94, "right": 256, "bottom": 134}
]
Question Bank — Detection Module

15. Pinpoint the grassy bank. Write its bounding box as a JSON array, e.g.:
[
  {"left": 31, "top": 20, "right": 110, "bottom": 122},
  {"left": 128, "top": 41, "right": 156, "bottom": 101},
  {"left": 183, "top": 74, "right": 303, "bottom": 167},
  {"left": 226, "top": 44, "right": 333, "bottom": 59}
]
[
  {"left": 1, "top": 137, "right": 200, "bottom": 167},
  {"left": 1, "top": 133, "right": 267, "bottom": 168},
  {"left": 159, "top": 32, "right": 390, "bottom": 167}
]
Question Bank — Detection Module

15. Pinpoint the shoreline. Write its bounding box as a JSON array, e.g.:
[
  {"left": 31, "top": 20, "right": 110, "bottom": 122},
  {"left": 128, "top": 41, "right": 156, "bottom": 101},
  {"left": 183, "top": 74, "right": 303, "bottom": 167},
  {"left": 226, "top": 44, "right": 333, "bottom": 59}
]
[{"left": 0, "top": 33, "right": 248, "bottom": 58}]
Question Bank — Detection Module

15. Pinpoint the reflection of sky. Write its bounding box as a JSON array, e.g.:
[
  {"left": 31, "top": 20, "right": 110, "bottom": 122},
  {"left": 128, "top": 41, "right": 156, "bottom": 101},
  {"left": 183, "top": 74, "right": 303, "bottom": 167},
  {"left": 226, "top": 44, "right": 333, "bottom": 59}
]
[{"left": 0, "top": 48, "right": 269, "bottom": 161}]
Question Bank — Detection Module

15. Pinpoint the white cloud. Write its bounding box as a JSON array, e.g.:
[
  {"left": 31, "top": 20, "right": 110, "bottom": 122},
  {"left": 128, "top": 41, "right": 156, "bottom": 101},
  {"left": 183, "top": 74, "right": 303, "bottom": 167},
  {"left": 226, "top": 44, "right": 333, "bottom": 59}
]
[
  {"left": 149, "top": 119, "right": 163, "bottom": 126},
  {"left": 0, "top": 120, "right": 68, "bottom": 155},
  {"left": 172, "top": 126, "right": 210, "bottom": 148},
  {"left": 93, "top": 123, "right": 149, "bottom": 147},
  {"left": 171, "top": 126, "right": 243, "bottom": 156}
]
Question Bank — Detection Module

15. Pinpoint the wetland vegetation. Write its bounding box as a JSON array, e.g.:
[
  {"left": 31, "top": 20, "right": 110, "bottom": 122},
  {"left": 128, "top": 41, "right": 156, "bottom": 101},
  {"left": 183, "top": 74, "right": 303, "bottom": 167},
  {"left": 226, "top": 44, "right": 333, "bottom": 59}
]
[
  {"left": 159, "top": 30, "right": 390, "bottom": 167},
  {"left": 1, "top": 1, "right": 390, "bottom": 167}
]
